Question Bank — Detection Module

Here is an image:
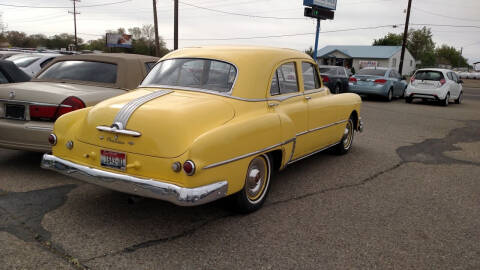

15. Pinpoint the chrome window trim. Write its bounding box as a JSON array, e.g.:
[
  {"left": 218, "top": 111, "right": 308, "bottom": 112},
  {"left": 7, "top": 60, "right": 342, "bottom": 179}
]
[
  {"left": 140, "top": 57, "right": 239, "bottom": 96},
  {"left": 0, "top": 99, "right": 71, "bottom": 108},
  {"left": 303, "top": 88, "right": 326, "bottom": 95}
]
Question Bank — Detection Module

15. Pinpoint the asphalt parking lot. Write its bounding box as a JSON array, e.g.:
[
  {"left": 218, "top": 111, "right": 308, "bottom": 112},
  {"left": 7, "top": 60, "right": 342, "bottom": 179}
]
[{"left": 1, "top": 87, "right": 479, "bottom": 269}]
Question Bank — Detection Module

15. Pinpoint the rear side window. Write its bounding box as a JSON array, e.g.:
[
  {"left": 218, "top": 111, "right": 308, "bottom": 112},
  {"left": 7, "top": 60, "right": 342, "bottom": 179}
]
[
  {"left": 145, "top": 62, "right": 157, "bottom": 73},
  {"left": 447, "top": 72, "right": 453, "bottom": 80},
  {"left": 40, "top": 58, "right": 55, "bottom": 69},
  {"left": 302, "top": 62, "right": 320, "bottom": 90},
  {"left": 414, "top": 70, "right": 444, "bottom": 81},
  {"left": 270, "top": 62, "right": 299, "bottom": 95},
  {"left": 38, "top": 61, "right": 117, "bottom": 84},
  {"left": 357, "top": 69, "right": 387, "bottom": 76}
]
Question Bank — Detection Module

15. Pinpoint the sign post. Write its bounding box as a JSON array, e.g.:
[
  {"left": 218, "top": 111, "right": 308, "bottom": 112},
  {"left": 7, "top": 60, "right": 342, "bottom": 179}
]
[{"left": 303, "top": 0, "right": 336, "bottom": 61}]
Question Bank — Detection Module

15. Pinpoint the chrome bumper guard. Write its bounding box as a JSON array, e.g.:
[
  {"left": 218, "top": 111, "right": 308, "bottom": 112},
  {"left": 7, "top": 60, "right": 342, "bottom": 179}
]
[
  {"left": 357, "top": 118, "right": 364, "bottom": 133},
  {"left": 41, "top": 154, "right": 228, "bottom": 206}
]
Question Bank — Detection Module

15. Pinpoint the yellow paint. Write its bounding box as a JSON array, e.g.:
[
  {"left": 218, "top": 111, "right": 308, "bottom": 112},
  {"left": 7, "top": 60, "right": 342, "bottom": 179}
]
[{"left": 51, "top": 46, "right": 362, "bottom": 197}]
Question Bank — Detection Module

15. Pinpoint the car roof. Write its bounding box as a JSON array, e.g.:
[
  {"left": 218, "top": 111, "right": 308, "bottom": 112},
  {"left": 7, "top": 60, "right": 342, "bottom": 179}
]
[
  {"left": 416, "top": 68, "right": 451, "bottom": 73},
  {"left": 361, "top": 67, "right": 390, "bottom": 70},
  {"left": 162, "top": 46, "right": 314, "bottom": 99},
  {"left": 35, "top": 53, "right": 160, "bottom": 89}
]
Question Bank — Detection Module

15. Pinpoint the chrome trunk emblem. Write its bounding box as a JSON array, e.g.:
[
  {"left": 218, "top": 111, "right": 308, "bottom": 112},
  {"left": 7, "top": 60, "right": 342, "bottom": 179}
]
[{"left": 8, "top": 91, "right": 15, "bottom": 99}]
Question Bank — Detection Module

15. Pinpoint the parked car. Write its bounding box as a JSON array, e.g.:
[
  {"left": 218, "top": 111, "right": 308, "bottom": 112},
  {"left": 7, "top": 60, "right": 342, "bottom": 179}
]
[
  {"left": 0, "top": 53, "right": 159, "bottom": 152},
  {"left": 318, "top": 65, "right": 349, "bottom": 94},
  {"left": 0, "top": 60, "right": 31, "bottom": 84},
  {"left": 5, "top": 53, "right": 61, "bottom": 77},
  {"left": 0, "top": 51, "right": 22, "bottom": 60},
  {"left": 405, "top": 68, "right": 463, "bottom": 106},
  {"left": 348, "top": 67, "right": 407, "bottom": 101},
  {"left": 41, "top": 46, "right": 364, "bottom": 213}
]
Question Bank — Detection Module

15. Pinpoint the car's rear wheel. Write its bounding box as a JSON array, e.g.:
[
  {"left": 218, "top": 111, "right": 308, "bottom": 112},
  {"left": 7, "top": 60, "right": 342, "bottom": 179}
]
[
  {"left": 386, "top": 88, "right": 393, "bottom": 102},
  {"left": 333, "top": 116, "right": 355, "bottom": 155},
  {"left": 231, "top": 154, "right": 272, "bottom": 213},
  {"left": 441, "top": 93, "right": 450, "bottom": 107},
  {"left": 455, "top": 92, "right": 462, "bottom": 104}
]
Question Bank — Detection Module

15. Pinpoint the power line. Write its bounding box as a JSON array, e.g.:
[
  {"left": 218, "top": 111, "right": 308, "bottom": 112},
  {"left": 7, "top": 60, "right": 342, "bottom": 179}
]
[
  {"left": 411, "top": 23, "right": 480, "bottom": 29},
  {"left": 414, "top": 7, "right": 480, "bottom": 22},
  {"left": 0, "top": 0, "right": 131, "bottom": 9},
  {"left": 178, "top": 0, "right": 306, "bottom": 20}
]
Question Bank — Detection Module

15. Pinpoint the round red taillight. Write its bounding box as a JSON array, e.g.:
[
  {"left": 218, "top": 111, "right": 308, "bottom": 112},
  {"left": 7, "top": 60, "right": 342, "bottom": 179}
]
[
  {"left": 183, "top": 160, "right": 195, "bottom": 176},
  {"left": 48, "top": 134, "right": 57, "bottom": 146},
  {"left": 56, "top": 96, "right": 85, "bottom": 119}
]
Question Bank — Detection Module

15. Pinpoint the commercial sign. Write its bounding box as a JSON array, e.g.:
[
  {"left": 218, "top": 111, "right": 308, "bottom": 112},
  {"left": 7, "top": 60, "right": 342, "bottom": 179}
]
[
  {"left": 106, "top": 33, "right": 133, "bottom": 48},
  {"left": 303, "top": 0, "right": 337, "bottom": 10},
  {"left": 359, "top": 61, "right": 378, "bottom": 68}
]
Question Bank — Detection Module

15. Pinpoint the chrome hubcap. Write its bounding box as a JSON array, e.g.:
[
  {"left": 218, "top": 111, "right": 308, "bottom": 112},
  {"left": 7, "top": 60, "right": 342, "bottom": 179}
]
[
  {"left": 246, "top": 156, "right": 268, "bottom": 201},
  {"left": 343, "top": 120, "right": 354, "bottom": 150}
]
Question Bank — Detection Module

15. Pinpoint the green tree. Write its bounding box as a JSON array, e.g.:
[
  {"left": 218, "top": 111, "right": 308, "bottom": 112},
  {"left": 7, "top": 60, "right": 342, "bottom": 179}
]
[
  {"left": 435, "top": 45, "right": 469, "bottom": 68},
  {"left": 408, "top": 27, "right": 436, "bottom": 67},
  {"left": 304, "top": 46, "right": 314, "bottom": 59},
  {"left": 373, "top": 33, "right": 403, "bottom": 46},
  {"left": 46, "top": 33, "right": 82, "bottom": 50}
]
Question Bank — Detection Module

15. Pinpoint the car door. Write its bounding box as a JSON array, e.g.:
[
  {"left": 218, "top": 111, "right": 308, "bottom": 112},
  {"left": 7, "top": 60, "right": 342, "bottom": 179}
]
[
  {"left": 452, "top": 72, "right": 462, "bottom": 97},
  {"left": 301, "top": 61, "right": 344, "bottom": 152},
  {"left": 388, "top": 70, "right": 401, "bottom": 96},
  {"left": 269, "top": 61, "right": 309, "bottom": 159}
]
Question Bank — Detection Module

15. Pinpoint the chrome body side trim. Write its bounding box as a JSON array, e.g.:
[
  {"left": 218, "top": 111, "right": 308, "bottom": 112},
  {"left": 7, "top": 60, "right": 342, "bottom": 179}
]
[
  {"left": 113, "top": 90, "right": 172, "bottom": 128},
  {"left": 203, "top": 138, "right": 296, "bottom": 169},
  {"left": 287, "top": 142, "right": 341, "bottom": 165},
  {"left": 296, "top": 119, "right": 347, "bottom": 137},
  {"left": 95, "top": 126, "right": 142, "bottom": 137},
  {"left": 41, "top": 154, "right": 228, "bottom": 206}
]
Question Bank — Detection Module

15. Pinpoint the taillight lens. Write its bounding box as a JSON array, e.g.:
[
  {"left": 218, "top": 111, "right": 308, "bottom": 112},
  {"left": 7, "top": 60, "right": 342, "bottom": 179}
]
[
  {"left": 440, "top": 78, "right": 446, "bottom": 85},
  {"left": 29, "top": 96, "right": 85, "bottom": 122},
  {"left": 349, "top": 77, "right": 357, "bottom": 83},
  {"left": 321, "top": 75, "right": 330, "bottom": 83},
  {"left": 374, "top": 79, "right": 387, "bottom": 84},
  {"left": 56, "top": 96, "right": 85, "bottom": 118},
  {"left": 48, "top": 133, "right": 57, "bottom": 146},
  {"left": 183, "top": 160, "right": 196, "bottom": 176}
]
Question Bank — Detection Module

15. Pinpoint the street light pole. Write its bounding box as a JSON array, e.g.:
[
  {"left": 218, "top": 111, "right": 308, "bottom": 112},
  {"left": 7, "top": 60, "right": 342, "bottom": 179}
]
[
  {"left": 399, "top": 0, "right": 412, "bottom": 75},
  {"left": 68, "top": 0, "right": 80, "bottom": 50}
]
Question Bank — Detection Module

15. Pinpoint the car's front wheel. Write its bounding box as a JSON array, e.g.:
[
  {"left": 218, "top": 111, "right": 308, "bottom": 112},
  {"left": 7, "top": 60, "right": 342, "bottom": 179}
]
[{"left": 231, "top": 154, "right": 272, "bottom": 213}]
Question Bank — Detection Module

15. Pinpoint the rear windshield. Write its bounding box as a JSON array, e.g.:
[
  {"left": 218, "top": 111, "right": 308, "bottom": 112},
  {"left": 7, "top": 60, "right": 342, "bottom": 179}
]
[
  {"left": 141, "top": 58, "right": 237, "bottom": 93},
  {"left": 319, "top": 67, "right": 337, "bottom": 75},
  {"left": 357, "top": 69, "right": 387, "bottom": 76},
  {"left": 38, "top": 60, "right": 117, "bottom": 84},
  {"left": 12, "top": 56, "right": 41, "bottom": 68},
  {"left": 414, "top": 70, "right": 444, "bottom": 81}
]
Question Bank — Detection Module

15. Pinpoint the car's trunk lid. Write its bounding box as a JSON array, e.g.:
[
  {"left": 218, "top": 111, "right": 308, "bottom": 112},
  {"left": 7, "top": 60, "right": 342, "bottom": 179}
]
[{"left": 76, "top": 88, "right": 235, "bottom": 158}]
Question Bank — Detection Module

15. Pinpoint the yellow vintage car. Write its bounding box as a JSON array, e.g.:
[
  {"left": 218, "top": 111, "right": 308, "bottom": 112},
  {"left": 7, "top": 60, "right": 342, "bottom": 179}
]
[{"left": 41, "top": 46, "right": 363, "bottom": 213}]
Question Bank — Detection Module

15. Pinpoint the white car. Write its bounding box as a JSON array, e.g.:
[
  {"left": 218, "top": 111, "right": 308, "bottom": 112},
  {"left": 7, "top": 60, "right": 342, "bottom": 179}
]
[
  {"left": 405, "top": 68, "right": 463, "bottom": 106},
  {"left": 5, "top": 53, "right": 60, "bottom": 77}
]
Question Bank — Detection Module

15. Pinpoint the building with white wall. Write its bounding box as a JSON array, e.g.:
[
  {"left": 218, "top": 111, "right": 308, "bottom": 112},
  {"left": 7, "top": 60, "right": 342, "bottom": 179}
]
[{"left": 316, "top": 45, "right": 416, "bottom": 75}]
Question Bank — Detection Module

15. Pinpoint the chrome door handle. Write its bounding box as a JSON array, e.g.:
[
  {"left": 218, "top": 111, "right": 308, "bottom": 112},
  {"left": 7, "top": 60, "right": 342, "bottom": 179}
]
[
  {"left": 304, "top": 96, "right": 311, "bottom": 100},
  {"left": 268, "top": 103, "right": 279, "bottom": 107}
]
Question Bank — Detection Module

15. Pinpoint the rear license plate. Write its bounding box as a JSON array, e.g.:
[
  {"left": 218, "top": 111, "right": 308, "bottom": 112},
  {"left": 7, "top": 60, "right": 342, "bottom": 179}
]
[
  {"left": 100, "top": 150, "right": 126, "bottom": 171},
  {"left": 5, "top": 104, "right": 25, "bottom": 120}
]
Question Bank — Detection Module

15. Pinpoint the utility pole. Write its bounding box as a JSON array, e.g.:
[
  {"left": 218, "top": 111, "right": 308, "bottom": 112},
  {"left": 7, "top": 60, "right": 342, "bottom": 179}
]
[
  {"left": 68, "top": 0, "right": 80, "bottom": 50},
  {"left": 399, "top": 0, "right": 412, "bottom": 75},
  {"left": 152, "top": 0, "right": 160, "bottom": 56},
  {"left": 174, "top": 0, "right": 178, "bottom": 50}
]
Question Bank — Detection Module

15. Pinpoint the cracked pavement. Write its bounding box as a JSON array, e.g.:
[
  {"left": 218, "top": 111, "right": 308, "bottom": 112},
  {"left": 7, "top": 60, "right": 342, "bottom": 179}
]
[{"left": 0, "top": 87, "right": 479, "bottom": 269}]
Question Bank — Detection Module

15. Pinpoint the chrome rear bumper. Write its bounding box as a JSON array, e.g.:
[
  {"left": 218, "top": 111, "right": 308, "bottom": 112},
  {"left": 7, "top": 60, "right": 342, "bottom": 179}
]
[{"left": 41, "top": 154, "right": 228, "bottom": 206}]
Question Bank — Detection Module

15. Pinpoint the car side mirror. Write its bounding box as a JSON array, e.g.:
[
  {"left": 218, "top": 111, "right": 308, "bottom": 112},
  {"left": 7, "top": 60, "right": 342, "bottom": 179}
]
[{"left": 458, "top": 79, "right": 464, "bottom": 84}]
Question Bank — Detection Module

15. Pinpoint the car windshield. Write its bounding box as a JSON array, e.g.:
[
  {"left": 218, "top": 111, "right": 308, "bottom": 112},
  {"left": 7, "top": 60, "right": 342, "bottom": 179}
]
[
  {"left": 11, "top": 56, "right": 41, "bottom": 68},
  {"left": 319, "top": 67, "right": 337, "bottom": 75},
  {"left": 414, "top": 70, "right": 444, "bottom": 81},
  {"left": 357, "top": 69, "right": 387, "bottom": 76},
  {"left": 142, "top": 58, "right": 237, "bottom": 93},
  {"left": 37, "top": 60, "right": 117, "bottom": 84}
]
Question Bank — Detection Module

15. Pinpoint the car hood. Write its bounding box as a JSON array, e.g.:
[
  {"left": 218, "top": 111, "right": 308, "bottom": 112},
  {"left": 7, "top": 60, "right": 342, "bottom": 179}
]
[
  {"left": 0, "top": 81, "right": 124, "bottom": 106},
  {"left": 76, "top": 88, "right": 235, "bottom": 158}
]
